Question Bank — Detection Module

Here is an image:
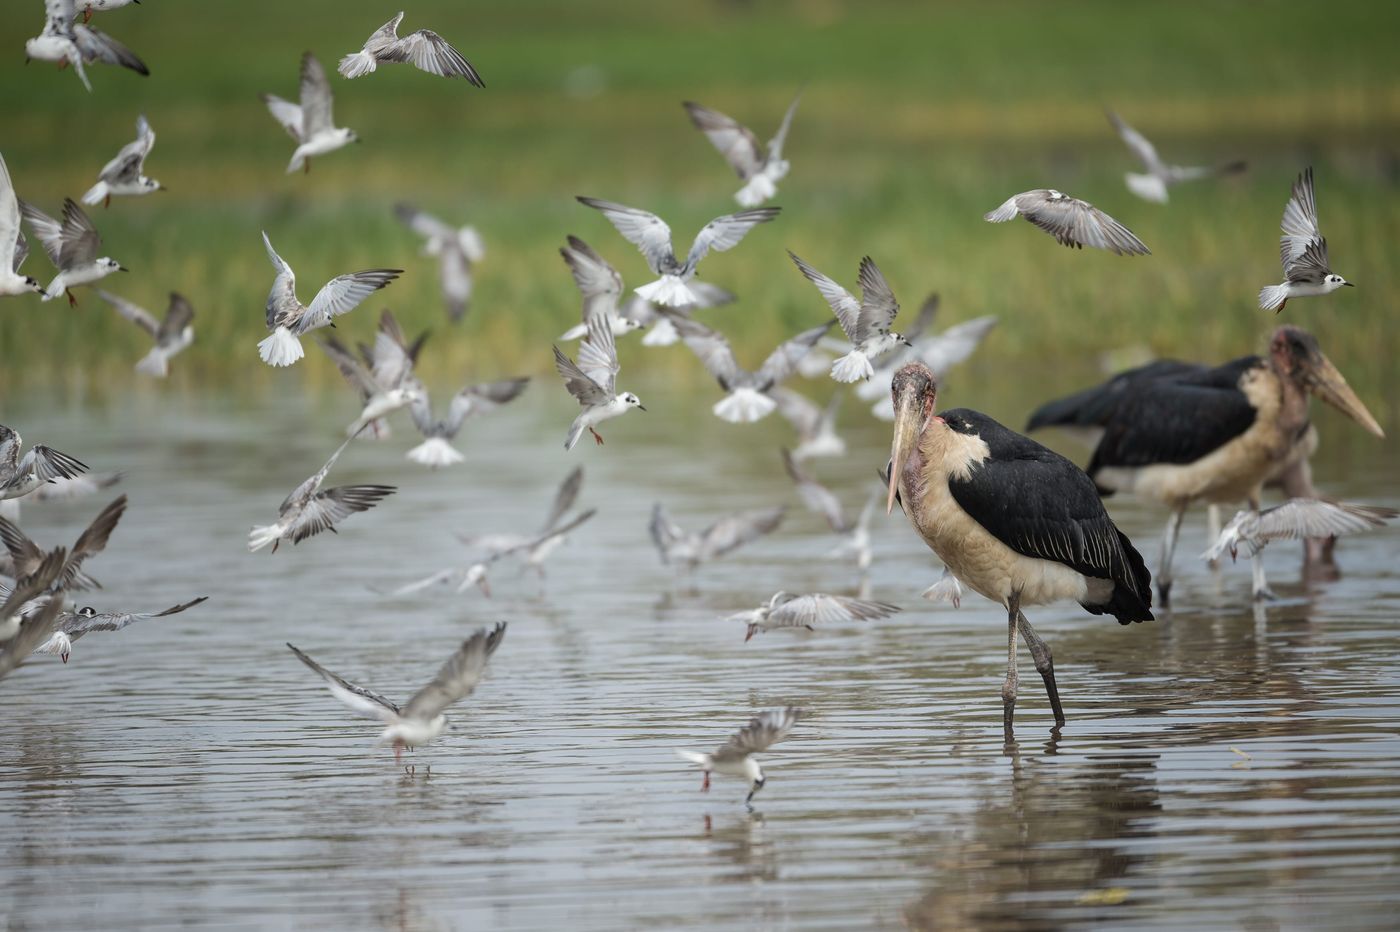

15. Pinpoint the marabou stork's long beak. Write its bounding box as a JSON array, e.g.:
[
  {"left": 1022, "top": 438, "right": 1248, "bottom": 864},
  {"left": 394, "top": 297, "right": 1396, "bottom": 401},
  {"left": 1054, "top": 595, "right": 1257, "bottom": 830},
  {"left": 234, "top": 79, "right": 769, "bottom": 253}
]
[
  {"left": 888, "top": 379, "right": 925, "bottom": 515},
  {"left": 1307, "top": 352, "right": 1384, "bottom": 438}
]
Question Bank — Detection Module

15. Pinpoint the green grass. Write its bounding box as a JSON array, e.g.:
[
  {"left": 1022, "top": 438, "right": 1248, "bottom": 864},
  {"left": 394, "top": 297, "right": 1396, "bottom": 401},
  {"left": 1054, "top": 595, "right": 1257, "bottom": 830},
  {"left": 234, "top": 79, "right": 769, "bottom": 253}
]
[{"left": 1, "top": 0, "right": 1398, "bottom": 418}]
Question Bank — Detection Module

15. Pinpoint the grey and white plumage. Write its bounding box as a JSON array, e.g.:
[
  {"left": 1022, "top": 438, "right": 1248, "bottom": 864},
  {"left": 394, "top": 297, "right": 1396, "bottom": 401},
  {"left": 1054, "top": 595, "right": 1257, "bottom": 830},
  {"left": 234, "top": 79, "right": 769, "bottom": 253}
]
[
  {"left": 683, "top": 90, "right": 801, "bottom": 207},
  {"left": 0, "top": 495, "right": 125, "bottom": 592},
  {"left": 26, "top": 471, "right": 121, "bottom": 503},
  {"left": 248, "top": 434, "right": 396, "bottom": 552},
  {"left": 0, "top": 546, "right": 67, "bottom": 644},
  {"left": 338, "top": 11, "right": 484, "bottom": 85},
  {"left": 1106, "top": 110, "right": 1246, "bottom": 204},
  {"left": 858, "top": 300, "right": 999, "bottom": 420},
  {"left": 730, "top": 591, "right": 899, "bottom": 641},
  {"left": 82, "top": 113, "right": 161, "bottom": 206},
  {"left": 25, "top": 0, "right": 149, "bottom": 93},
  {"left": 789, "top": 252, "right": 908, "bottom": 383},
  {"left": 457, "top": 467, "right": 594, "bottom": 577},
  {"left": 96, "top": 289, "right": 194, "bottom": 377},
  {"left": 984, "top": 189, "right": 1150, "bottom": 255},
  {"left": 577, "top": 196, "right": 778, "bottom": 307},
  {"left": 406, "top": 375, "right": 529, "bottom": 468},
  {"left": 0, "top": 152, "right": 44, "bottom": 298},
  {"left": 781, "top": 450, "right": 877, "bottom": 571},
  {"left": 669, "top": 312, "right": 832, "bottom": 423},
  {"left": 0, "top": 578, "right": 66, "bottom": 683},
  {"left": 649, "top": 502, "right": 785, "bottom": 570},
  {"left": 922, "top": 567, "right": 964, "bottom": 608},
  {"left": 771, "top": 387, "right": 846, "bottom": 461},
  {"left": 20, "top": 198, "right": 127, "bottom": 304},
  {"left": 263, "top": 52, "right": 359, "bottom": 175},
  {"left": 395, "top": 203, "right": 483, "bottom": 322},
  {"left": 288, "top": 621, "right": 506, "bottom": 763},
  {"left": 80, "top": 0, "right": 141, "bottom": 18},
  {"left": 676, "top": 707, "right": 804, "bottom": 804},
  {"left": 1202, "top": 499, "right": 1396, "bottom": 563},
  {"left": 258, "top": 230, "right": 401, "bottom": 366},
  {"left": 0, "top": 424, "right": 88, "bottom": 502},
  {"left": 553, "top": 311, "right": 645, "bottom": 450},
  {"left": 1258, "top": 168, "right": 1352, "bottom": 312},
  {"left": 625, "top": 285, "right": 737, "bottom": 347},
  {"left": 557, "top": 235, "right": 644, "bottom": 341},
  {"left": 33, "top": 596, "right": 208, "bottom": 663},
  {"left": 320, "top": 312, "right": 425, "bottom": 439}
]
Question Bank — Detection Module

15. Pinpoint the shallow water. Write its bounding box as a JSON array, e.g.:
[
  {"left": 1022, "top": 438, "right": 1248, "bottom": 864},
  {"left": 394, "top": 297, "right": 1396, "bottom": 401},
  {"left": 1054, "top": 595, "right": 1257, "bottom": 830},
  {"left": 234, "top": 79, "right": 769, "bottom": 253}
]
[{"left": 1, "top": 384, "right": 1398, "bottom": 931}]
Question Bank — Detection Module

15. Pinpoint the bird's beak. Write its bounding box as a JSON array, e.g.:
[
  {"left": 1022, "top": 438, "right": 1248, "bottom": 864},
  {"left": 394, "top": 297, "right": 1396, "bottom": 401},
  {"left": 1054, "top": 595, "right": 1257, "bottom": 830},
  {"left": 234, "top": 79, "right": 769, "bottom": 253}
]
[
  {"left": 118, "top": 266, "right": 129, "bottom": 272},
  {"left": 1343, "top": 281, "right": 1355, "bottom": 287},
  {"left": 637, "top": 404, "right": 647, "bottom": 412},
  {"left": 888, "top": 383, "right": 924, "bottom": 514},
  {"left": 1306, "top": 351, "right": 1384, "bottom": 437}
]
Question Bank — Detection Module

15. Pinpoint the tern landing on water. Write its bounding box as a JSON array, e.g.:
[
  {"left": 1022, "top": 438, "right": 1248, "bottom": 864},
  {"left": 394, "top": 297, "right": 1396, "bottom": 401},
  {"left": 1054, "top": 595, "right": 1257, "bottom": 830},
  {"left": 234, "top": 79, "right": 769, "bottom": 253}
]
[
  {"left": 1202, "top": 499, "right": 1396, "bottom": 564},
  {"left": 553, "top": 312, "right": 645, "bottom": 450},
  {"left": 288, "top": 622, "right": 506, "bottom": 764},
  {"left": 789, "top": 252, "right": 908, "bottom": 383},
  {"left": 650, "top": 502, "right": 785, "bottom": 571},
  {"left": 82, "top": 113, "right": 162, "bottom": 207},
  {"left": 683, "top": 89, "right": 801, "bottom": 207},
  {"left": 729, "top": 592, "right": 900, "bottom": 642},
  {"left": 577, "top": 196, "right": 778, "bottom": 307},
  {"left": 0, "top": 495, "right": 125, "bottom": 594},
  {"left": 0, "top": 425, "right": 87, "bottom": 502},
  {"left": 96, "top": 290, "right": 194, "bottom": 377},
  {"left": 259, "top": 231, "right": 401, "bottom": 367},
  {"left": 33, "top": 596, "right": 208, "bottom": 664},
  {"left": 25, "top": 0, "right": 148, "bottom": 93},
  {"left": 1258, "top": 168, "right": 1353, "bottom": 313},
  {"left": 395, "top": 203, "right": 484, "bottom": 322},
  {"left": 406, "top": 375, "right": 529, "bottom": 468},
  {"left": 0, "top": 152, "right": 45, "bottom": 298},
  {"left": 668, "top": 312, "right": 831, "bottom": 423},
  {"left": 1105, "top": 110, "right": 1245, "bottom": 204},
  {"left": 263, "top": 52, "right": 359, "bottom": 175},
  {"left": 984, "top": 189, "right": 1150, "bottom": 255},
  {"left": 677, "top": 707, "right": 804, "bottom": 806},
  {"left": 557, "top": 236, "right": 643, "bottom": 342},
  {"left": 20, "top": 198, "right": 127, "bottom": 305},
  {"left": 248, "top": 434, "right": 396, "bottom": 553},
  {"left": 338, "top": 11, "right": 484, "bottom": 85}
]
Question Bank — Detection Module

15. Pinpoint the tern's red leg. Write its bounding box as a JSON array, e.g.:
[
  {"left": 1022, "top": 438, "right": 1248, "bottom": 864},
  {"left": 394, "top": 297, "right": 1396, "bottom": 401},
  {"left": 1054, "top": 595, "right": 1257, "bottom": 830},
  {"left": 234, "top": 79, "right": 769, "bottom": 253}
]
[
  {"left": 395, "top": 743, "right": 403, "bottom": 765},
  {"left": 701, "top": 771, "right": 710, "bottom": 792},
  {"left": 84, "top": 10, "right": 93, "bottom": 23},
  {"left": 103, "top": 194, "right": 110, "bottom": 209},
  {"left": 66, "top": 290, "right": 77, "bottom": 308},
  {"left": 590, "top": 428, "right": 604, "bottom": 445},
  {"left": 304, "top": 158, "right": 311, "bottom": 175}
]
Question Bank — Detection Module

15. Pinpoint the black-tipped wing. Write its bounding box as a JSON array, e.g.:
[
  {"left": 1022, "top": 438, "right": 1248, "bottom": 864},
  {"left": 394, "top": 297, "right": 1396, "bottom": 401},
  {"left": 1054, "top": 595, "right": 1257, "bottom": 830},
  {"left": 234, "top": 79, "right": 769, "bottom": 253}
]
[
  {"left": 541, "top": 466, "right": 584, "bottom": 534},
  {"left": 714, "top": 707, "right": 803, "bottom": 760},
  {"left": 697, "top": 506, "right": 785, "bottom": 561},
  {"left": 683, "top": 101, "right": 763, "bottom": 180},
  {"left": 0, "top": 588, "right": 66, "bottom": 682},
  {"left": 59, "top": 596, "right": 209, "bottom": 643},
  {"left": 287, "top": 642, "right": 400, "bottom": 721},
  {"left": 400, "top": 622, "right": 507, "bottom": 721},
  {"left": 754, "top": 321, "right": 834, "bottom": 389},
  {"left": 289, "top": 485, "right": 396, "bottom": 544},
  {"left": 767, "top": 594, "right": 900, "bottom": 629}
]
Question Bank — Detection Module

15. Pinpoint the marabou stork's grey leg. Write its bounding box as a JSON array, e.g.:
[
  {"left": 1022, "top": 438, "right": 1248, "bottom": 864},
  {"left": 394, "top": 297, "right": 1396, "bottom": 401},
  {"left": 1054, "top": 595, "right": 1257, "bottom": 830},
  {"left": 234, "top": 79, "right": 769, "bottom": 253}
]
[
  {"left": 1017, "top": 612, "right": 1065, "bottom": 728},
  {"left": 1002, "top": 592, "right": 1021, "bottom": 737},
  {"left": 1205, "top": 505, "right": 1223, "bottom": 573},
  {"left": 1248, "top": 495, "right": 1277, "bottom": 601},
  {"left": 1157, "top": 507, "right": 1186, "bottom": 608}
]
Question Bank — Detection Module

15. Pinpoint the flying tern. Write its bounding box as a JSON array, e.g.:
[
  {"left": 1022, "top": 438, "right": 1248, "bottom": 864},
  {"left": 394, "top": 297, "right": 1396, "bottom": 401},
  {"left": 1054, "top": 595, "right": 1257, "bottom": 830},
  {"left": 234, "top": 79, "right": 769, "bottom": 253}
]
[
  {"left": 1106, "top": 109, "right": 1245, "bottom": 204},
  {"left": 553, "top": 312, "right": 645, "bottom": 449},
  {"left": 406, "top": 376, "right": 529, "bottom": 468},
  {"left": 248, "top": 434, "right": 396, "bottom": 552},
  {"left": 338, "top": 11, "right": 484, "bottom": 85},
  {"left": 557, "top": 235, "right": 643, "bottom": 341},
  {"left": 96, "top": 289, "right": 194, "bottom": 377},
  {"left": 0, "top": 495, "right": 125, "bottom": 592},
  {"left": 984, "top": 189, "right": 1150, "bottom": 255},
  {"left": 676, "top": 707, "right": 804, "bottom": 805},
  {"left": 683, "top": 89, "right": 801, "bottom": 207},
  {"left": 1258, "top": 168, "right": 1352, "bottom": 312},
  {"left": 82, "top": 114, "right": 162, "bottom": 207},
  {"left": 729, "top": 591, "right": 899, "bottom": 642},
  {"left": 395, "top": 203, "right": 483, "bottom": 322},
  {"left": 1202, "top": 499, "right": 1396, "bottom": 563},
  {"left": 20, "top": 198, "right": 128, "bottom": 304},
  {"left": 0, "top": 424, "right": 87, "bottom": 501},
  {"left": 24, "top": 0, "right": 148, "bottom": 93},
  {"left": 33, "top": 596, "right": 208, "bottom": 663},
  {"left": 0, "top": 152, "right": 44, "bottom": 298},
  {"left": 650, "top": 503, "right": 784, "bottom": 570},
  {"left": 789, "top": 252, "right": 908, "bottom": 382},
  {"left": 263, "top": 52, "right": 359, "bottom": 174}
]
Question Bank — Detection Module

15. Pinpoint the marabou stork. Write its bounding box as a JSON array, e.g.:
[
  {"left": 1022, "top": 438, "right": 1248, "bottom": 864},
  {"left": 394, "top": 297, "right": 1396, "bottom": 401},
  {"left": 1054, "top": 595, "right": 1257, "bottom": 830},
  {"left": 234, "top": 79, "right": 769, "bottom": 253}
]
[
  {"left": 886, "top": 363, "right": 1154, "bottom": 734},
  {"left": 1084, "top": 326, "right": 1383, "bottom": 604}
]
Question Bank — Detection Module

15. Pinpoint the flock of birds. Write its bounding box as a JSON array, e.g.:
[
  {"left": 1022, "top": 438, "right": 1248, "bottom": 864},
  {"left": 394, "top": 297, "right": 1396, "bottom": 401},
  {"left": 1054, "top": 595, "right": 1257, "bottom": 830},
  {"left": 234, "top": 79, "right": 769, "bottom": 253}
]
[{"left": 2, "top": 2, "right": 1396, "bottom": 806}]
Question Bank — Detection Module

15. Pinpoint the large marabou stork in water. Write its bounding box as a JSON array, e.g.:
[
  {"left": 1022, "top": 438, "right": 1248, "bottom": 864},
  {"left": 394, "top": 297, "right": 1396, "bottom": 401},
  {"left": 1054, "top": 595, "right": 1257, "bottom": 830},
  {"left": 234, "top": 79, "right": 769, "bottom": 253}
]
[
  {"left": 886, "top": 362, "right": 1154, "bottom": 734},
  {"left": 1084, "top": 325, "right": 1383, "bottom": 604}
]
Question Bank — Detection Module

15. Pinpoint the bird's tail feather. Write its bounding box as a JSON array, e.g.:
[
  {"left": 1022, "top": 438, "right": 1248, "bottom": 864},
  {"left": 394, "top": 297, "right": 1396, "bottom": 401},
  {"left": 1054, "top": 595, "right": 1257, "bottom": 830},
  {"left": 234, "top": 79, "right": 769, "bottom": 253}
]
[
  {"left": 134, "top": 347, "right": 169, "bottom": 377},
  {"left": 635, "top": 275, "right": 698, "bottom": 308},
  {"left": 675, "top": 750, "right": 710, "bottom": 766},
  {"left": 830, "top": 350, "right": 873, "bottom": 383},
  {"left": 564, "top": 420, "right": 586, "bottom": 451},
  {"left": 641, "top": 317, "right": 679, "bottom": 346},
  {"left": 248, "top": 524, "right": 281, "bottom": 552},
  {"left": 713, "top": 388, "right": 776, "bottom": 423},
  {"left": 258, "top": 326, "right": 304, "bottom": 366},
  {"left": 406, "top": 437, "right": 465, "bottom": 469},
  {"left": 1258, "top": 284, "right": 1289, "bottom": 313},
  {"left": 80, "top": 181, "right": 109, "bottom": 206},
  {"left": 735, "top": 174, "right": 777, "bottom": 208},
  {"left": 337, "top": 51, "right": 377, "bottom": 79},
  {"left": 1125, "top": 173, "right": 1169, "bottom": 203}
]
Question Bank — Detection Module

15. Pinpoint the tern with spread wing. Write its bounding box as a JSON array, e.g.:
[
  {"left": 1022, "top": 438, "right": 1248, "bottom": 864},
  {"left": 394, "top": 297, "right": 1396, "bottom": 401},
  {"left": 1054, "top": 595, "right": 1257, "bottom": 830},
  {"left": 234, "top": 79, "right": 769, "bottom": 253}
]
[
  {"left": 984, "top": 189, "right": 1150, "bottom": 255},
  {"left": 263, "top": 52, "right": 359, "bottom": 174},
  {"left": 855, "top": 296, "right": 998, "bottom": 420},
  {"left": 1258, "top": 168, "right": 1352, "bottom": 312},
  {"left": 33, "top": 596, "right": 208, "bottom": 664},
  {"left": 320, "top": 316, "right": 425, "bottom": 439},
  {"left": 249, "top": 434, "right": 396, "bottom": 552},
  {"left": 0, "top": 547, "right": 67, "bottom": 644},
  {"left": 97, "top": 289, "right": 194, "bottom": 376},
  {"left": 789, "top": 252, "right": 908, "bottom": 382},
  {"left": 0, "top": 153, "right": 44, "bottom": 298},
  {"left": 1203, "top": 499, "right": 1396, "bottom": 563},
  {"left": 28, "top": 471, "right": 121, "bottom": 503},
  {"left": 288, "top": 622, "right": 506, "bottom": 763},
  {"left": 677, "top": 707, "right": 804, "bottom": 805},
  {"left": 82, "top": 114, "right": 162, "bottom": 207},
  {"left": 684, "top": 90, "right": 802, "bottom": 207},
  {"left": 577, "top": 196, "right": 778, "bottom": 307},
  {"left": 730, "top": 592, "right": 899, "bottom": 642},
  {"left": 650, "top": 503, "right": 785, "bottom": 571},
  {"left": 0, "top": 581, "right": 65, "bottom": 683},
  {"left": 0, "top": 424, "right": 87, "bottom": 501},
  {"left": 338, "top": 11, "right": 484, "bottom": 85},
  {"left": 407, "top": 376, "right": 529, "bottom": 468},
  {"left": 670, "top": 312, "right": 832, "bottom": 423},
  {"left": 1106, "top": 110, "right": 1245, "bottom": 204},
  {"left": 395, "top": 203, "right": 483, "bottom": 322},
  {"left": 457, "top": 467, "right": 595, "bottom": 577},
  {"left": 25, "top": 0, "right": 149, "bottom": 93},
  {"left": 553, "top": 312, "right": 645, "bottom": 450},
  {"left": 0, "top": 495, "right": 125, "bottom": 591},
  {"left": 20, "top": 198, "right": 127, "bottom": 304},
  {"left": 557, "top": 236, "right": 643, "bottom": 341},
  {"left": 771, "top": 387, "right": 846, "bottom": 461},
  {"left": 259, "top": 231, "right": 401, "bottom": 367}
]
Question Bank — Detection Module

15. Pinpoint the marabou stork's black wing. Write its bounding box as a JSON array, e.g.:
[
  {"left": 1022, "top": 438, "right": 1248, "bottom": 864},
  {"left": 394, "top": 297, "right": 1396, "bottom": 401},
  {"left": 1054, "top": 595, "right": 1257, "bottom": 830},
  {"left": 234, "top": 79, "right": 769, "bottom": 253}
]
[
  {"left": 1085, "top": 356, "right": 1260, "bottom": 473},
  {"left": 1025, "top": 359, "right": 1205, "bottom": 432},
  {"left": 943, "top": 409, "right": 1153, "bottom": 623}
]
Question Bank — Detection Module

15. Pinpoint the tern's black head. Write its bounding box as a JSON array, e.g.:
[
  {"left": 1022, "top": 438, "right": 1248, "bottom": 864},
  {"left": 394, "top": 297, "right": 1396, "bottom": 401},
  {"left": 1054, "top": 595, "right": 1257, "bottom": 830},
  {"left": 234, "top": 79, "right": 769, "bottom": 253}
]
[{"left": 78, "top": 606, "right": 96, "bottom": 617}]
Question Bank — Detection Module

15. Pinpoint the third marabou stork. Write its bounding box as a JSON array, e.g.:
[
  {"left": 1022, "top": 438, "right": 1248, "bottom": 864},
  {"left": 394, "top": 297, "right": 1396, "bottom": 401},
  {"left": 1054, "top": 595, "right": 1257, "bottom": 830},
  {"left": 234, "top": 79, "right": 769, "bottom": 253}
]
[
  {"left": 1084, "top": 325, "right": 1383, "bottom": 604},
  {"left": 886, "top": 363, "right": 1154, "bottom": 734}
]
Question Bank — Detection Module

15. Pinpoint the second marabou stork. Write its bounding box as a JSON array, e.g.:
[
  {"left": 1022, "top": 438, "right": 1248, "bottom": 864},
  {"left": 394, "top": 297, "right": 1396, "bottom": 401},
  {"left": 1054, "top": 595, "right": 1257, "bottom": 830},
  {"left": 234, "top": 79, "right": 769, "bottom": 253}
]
[
  {"left": 886, "top": 362, "right": 1154, "bottom": 734},
  {"left": 1084, "top": 325, "right": 1383, "bottom": 604}
]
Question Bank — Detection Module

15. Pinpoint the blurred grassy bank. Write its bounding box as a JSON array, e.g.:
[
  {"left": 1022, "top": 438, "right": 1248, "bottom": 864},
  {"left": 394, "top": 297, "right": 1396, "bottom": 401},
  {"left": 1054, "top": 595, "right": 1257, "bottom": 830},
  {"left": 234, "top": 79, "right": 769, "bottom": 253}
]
[{"left": 0, "top": 0, "right": 1397, "bottom": 416}]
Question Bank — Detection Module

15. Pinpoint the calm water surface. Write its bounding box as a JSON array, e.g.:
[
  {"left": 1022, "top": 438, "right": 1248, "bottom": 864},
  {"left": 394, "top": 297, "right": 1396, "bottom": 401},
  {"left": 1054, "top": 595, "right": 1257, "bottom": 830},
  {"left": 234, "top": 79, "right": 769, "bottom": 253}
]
[{"left": 1, "top": 383, "right": 1398, "bottom": 931}]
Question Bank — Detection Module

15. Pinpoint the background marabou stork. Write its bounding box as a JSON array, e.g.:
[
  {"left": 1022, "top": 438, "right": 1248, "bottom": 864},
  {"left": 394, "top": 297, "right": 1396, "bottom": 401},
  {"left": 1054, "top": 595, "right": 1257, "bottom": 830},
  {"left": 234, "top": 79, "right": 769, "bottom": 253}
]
[{"left": 886, "top": 362, "right": 1154, "bottom": 735}]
